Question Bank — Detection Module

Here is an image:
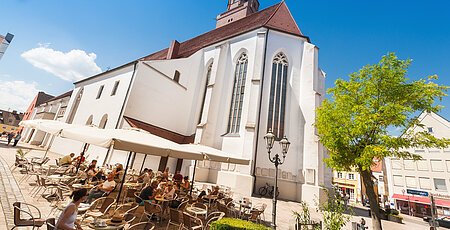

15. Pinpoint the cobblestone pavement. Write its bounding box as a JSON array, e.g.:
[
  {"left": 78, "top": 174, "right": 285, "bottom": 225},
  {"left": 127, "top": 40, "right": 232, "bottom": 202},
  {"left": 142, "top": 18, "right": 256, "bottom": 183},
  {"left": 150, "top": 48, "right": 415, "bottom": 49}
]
[{"left": 0, "top": 140, "right": 431, "bottom": 229}]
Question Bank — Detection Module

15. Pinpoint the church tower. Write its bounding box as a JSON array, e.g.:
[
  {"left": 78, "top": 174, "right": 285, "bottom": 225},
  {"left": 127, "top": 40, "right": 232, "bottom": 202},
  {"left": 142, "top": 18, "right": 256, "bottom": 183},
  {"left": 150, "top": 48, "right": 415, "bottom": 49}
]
[{"left": 216, "top": 0, "right": 260, "bottom": 28}]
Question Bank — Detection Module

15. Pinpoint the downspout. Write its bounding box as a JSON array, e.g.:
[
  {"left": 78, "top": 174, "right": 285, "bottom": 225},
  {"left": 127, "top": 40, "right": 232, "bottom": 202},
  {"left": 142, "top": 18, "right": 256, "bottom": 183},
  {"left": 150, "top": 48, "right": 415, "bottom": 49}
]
[
  {"left": 102, "top": 61, "right": 139, "bottom": 166},
  {"left": 252, "top": 29, "right": 269, "bottom": 194}
]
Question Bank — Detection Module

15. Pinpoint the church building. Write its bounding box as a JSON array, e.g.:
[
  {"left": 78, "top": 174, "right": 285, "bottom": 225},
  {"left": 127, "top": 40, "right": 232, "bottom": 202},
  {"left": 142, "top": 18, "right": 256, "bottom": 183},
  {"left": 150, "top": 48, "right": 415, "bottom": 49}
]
[{"left": 49, "top": 0, "right": 331, "bottom": 203}]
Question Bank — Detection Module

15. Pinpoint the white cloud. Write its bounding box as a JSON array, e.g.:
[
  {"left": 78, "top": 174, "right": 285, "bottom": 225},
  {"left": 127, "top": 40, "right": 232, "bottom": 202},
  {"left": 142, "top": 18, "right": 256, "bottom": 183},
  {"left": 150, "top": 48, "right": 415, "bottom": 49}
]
[
  {"left": 21, "top": 46, "right": 102, "bottom": 82},
  {"left": 0, "top": 80, "right": 40, "bottom": 112}
]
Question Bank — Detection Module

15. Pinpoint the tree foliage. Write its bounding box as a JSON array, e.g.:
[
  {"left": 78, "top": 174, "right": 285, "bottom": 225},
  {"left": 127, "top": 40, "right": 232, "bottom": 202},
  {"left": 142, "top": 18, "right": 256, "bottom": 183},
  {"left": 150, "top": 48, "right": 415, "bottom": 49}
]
[
  {"left": 318, "top": 187, "right": 351, "bottom": 230},
  {"left": 315, "top": 53, "right": 449, "bottom": 230},
  {"left": 316, "top": 53, "right": 449, "bottom": 172}
]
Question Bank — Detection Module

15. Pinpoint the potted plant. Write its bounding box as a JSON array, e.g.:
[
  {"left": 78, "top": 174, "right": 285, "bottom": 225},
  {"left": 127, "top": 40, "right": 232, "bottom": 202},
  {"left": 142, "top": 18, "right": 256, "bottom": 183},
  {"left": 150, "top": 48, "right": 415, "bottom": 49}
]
[
  {"left": 388, "top": 213, "right": 403, "bottom": 223},
  {"left": 16, "top": 149, "right": 30, "bottom": 159}
]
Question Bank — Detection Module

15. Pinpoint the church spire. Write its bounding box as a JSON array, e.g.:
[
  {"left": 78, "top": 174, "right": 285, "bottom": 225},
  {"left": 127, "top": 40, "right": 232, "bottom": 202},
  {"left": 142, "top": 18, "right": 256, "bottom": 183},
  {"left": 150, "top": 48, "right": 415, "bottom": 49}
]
[{"left": 216, "top": 0, "right": 260, "bottom": 28}]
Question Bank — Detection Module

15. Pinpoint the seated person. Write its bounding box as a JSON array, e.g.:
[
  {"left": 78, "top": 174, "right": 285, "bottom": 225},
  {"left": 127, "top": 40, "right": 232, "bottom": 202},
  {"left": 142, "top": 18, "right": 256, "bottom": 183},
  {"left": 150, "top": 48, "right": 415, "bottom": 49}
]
[
  {"left": 73, "top": 152, "right": 86, "bottom": 165},
  {"left": 59, "top": 153, "right": 75, "bottom": 166},
  {"left": 86, "top": 173, "right": 116, "bottom": 203},
  {"left": 137, "top": 180, "right": 159, "bottom": 204},
  {"left": 112, "top": 164, "right": 124, "bottom": 183},
  {"left": 180, "top": 176, "right": 190, "bottom": 194},
  {"left": 210, "top": 185, "right": 220, "bottom": 196},
  {"left": 173, "top": 171, "right": 183, "bottom": 182},
  {"left": 85, "top": 164, "right": 98, "bottom": 179},
  {"left": 138, "top": 168, "right": 151, "bottom": 185},
  {"left": 163, "top": 182, "right": 176, "bottom": 200}
]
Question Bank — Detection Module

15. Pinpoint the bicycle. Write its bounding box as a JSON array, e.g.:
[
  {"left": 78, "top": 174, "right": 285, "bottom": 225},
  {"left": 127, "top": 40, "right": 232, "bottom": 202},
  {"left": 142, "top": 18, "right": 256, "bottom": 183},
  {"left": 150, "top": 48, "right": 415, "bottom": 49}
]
[{"left": 258, "top": 182, "right": 279, "bottom": 198}]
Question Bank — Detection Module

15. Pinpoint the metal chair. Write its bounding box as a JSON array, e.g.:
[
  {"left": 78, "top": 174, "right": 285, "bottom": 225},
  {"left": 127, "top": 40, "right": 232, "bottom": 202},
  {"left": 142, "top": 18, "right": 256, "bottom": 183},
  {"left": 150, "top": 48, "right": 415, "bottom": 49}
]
[
  {"left": 81, "top": 197, "right": 115, "bottom": 224},
  {"left": 12, "top": 202, "right": 45, "bottom": 230},
  {"left": 140, "top": 201, "right": 163, "bottom": 223},
  {"left": 182, "top": 212, "right": 203, "bottom": 230},
  {"left": 203, "top": 212, "right": 224, "bottom": 230},
  {"left": 128, "top": 222, "right": 155, "bottom": 230},
  {"left": 166, "top": 208, "right": 183, "bottom": 230},
  {"left": 46, "top": 218, "right": 56, "bottom": 230}
]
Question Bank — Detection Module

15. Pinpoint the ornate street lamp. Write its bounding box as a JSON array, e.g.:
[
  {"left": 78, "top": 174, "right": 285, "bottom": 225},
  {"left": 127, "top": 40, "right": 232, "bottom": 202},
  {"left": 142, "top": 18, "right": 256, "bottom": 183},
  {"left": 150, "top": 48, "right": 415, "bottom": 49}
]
[{"left": 264, "top": 129, "right": 290, "bottom": 229}]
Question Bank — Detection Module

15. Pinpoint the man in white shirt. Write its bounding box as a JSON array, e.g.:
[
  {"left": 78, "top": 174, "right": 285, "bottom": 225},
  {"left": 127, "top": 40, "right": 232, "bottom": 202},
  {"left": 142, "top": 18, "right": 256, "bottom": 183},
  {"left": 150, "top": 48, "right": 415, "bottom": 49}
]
[{"left": 87, "top": 173, "right": 116, "bottom": 203}]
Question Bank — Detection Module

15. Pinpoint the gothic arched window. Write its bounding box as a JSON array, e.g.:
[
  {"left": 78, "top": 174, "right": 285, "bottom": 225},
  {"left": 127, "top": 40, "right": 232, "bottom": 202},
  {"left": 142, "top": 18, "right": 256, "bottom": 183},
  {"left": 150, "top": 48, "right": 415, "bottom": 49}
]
[
  {"left": 99, "top": 114, "right": 108, "bottom": 129},
  {"left": 227, "top": 53, "right": 248, "bottom": 134},
  {"left": 268, "top": 53, "right": 288, "bottom": 139}
]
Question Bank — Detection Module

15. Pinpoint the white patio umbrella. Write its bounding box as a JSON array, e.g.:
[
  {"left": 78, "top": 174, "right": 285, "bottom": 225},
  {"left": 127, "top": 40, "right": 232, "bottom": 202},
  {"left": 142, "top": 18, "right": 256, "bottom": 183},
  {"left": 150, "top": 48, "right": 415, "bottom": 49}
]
[
  {"left": 182, "top": 143, "right": 250, "bottom": 165},
  {"left": 60, "top": 126, "right": 204, "bottom": 160},
  {"left": 181, "top": 143, "right": 250, "bottom": 195},
  {"left": 60, "top": 125, "right": 205, "bottom": 203},
  {"left": 19, "top": 119, "right": 82, "bottom": 157}
]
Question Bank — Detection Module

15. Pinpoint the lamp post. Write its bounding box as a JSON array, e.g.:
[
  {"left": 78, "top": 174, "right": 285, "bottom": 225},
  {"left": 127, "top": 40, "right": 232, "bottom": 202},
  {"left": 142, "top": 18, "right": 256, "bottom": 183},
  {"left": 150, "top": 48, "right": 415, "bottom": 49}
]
[{"left": 264, "top": 129, "right": 290, "bottom": 229}]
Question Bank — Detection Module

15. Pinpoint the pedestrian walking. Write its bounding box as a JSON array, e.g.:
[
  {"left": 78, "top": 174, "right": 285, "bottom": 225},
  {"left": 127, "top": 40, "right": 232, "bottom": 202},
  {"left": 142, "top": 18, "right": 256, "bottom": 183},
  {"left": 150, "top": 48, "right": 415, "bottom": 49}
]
[
  {"left": 7, "top": 132, "right": 14, "bottom": 145},
  {"left": 13, "top": 132, "right": 21, "bottom": 147}
]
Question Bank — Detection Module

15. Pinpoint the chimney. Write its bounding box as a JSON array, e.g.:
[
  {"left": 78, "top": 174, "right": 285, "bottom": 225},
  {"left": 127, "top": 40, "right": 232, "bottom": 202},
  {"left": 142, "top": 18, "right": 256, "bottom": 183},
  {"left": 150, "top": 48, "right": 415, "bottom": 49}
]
[{"left": 166, "top": 40, "right": 180, "bottom": 59}]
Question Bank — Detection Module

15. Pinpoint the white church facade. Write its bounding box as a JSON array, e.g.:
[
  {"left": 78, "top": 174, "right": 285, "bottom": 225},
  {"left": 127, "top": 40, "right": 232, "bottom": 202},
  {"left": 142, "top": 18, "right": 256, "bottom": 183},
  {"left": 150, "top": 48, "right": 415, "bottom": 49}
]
[{"left": 49, "top": 0, "right": 331, "bottom": 203}]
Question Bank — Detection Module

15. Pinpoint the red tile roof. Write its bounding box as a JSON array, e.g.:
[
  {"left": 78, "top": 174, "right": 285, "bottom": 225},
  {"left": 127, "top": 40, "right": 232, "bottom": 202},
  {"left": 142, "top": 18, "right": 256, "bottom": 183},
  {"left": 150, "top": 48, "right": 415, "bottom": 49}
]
[
  {"left": 143, "top": 2, "right": 307, "bottom": 61},
  {"left": 124, "top": 116, "right": 195, "bottom": 144}
]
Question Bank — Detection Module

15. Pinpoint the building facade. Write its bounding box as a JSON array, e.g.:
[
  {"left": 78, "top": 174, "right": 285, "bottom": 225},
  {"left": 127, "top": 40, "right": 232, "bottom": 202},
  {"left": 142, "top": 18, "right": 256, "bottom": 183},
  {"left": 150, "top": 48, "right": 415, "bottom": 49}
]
[
  {"left": 49, "top": 0, "right": 331, "bottom": 204},
  {"left": 386, "top": 112, "right": 450, "bottom": 217},
  {"left": 0, "top": 110, "right": 23, "bottom": 134},
  {"left": 21, "top": 91, "right": 72, "bottom": 147}
]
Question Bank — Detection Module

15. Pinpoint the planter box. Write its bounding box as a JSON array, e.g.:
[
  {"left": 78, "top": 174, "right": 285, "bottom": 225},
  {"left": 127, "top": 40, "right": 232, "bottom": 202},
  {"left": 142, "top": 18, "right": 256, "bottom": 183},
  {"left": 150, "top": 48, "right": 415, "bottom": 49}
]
[{"left": 388, "top": 215, "right": 403, "bottom": 223}]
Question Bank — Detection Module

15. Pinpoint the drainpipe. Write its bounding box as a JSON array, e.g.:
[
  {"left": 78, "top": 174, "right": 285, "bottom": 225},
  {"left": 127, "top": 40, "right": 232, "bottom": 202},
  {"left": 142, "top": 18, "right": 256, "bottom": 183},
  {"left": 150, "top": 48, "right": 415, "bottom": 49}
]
[
  {"left": 102, "top": 61, "right": 139, "bottom": 166},
  {"left": 252, "top": 29, "right": 269, "bottom": 194}
]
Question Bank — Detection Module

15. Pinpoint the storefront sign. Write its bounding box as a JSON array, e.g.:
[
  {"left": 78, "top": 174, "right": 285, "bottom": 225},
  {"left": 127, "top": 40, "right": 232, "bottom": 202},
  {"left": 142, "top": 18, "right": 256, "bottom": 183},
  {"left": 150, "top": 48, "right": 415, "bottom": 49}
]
[{"left": 407, "top": 189, "right": 429, "bottom": 197}]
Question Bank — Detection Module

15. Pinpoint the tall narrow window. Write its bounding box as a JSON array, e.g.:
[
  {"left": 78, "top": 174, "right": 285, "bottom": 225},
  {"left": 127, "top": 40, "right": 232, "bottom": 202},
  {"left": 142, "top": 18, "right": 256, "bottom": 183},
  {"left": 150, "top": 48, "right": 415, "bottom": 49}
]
[
  {"left": 267, "top": 53, "right": 288, "bottom": 139},
  {"left": 111, "top": 81, "right": 120, "bottom": 96},
  {"left": 198, "top": 62, "right": 213, "bottom": 124},
  {"left": 96, "top": 85, "right": 104, "bottom": 99},
  {"left": 174, "top": 70, "right": 180, "bottom": 83},
  {"left": 227, "top": 53, "right": 248, "bottom": 134},
  {"left": 99, "top": 114, "right": 108, "bottom": 129}
]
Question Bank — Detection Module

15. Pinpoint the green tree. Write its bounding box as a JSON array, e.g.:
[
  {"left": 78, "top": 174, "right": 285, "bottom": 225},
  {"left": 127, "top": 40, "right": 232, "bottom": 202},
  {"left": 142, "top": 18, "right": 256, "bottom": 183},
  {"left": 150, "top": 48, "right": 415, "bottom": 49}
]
[
  {"left": 319, "top": 187, "right": 351, "bottom": 230},
  {"left": 315, "top": 53, "right": 450, "bottom": 230}
]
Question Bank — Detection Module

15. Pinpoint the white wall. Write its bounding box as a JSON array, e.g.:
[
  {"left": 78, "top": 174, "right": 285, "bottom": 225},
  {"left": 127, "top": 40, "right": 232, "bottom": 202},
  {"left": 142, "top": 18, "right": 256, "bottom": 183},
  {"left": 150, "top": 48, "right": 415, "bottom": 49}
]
[{"left": 50, "top": 64, "right": 135, "bottom": 164}]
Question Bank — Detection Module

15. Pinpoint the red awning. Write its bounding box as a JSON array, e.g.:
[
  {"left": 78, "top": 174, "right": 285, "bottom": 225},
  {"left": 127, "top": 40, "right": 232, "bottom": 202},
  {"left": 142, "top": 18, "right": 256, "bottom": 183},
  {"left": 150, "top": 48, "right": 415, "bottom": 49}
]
[{"left": 392, "top": 194, "right": 450, "bottom": 208}]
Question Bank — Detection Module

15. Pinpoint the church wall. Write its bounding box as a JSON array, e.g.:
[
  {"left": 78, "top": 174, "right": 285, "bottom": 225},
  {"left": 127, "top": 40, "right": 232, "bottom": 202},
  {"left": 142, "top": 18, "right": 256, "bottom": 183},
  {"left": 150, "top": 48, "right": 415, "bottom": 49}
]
[
  {"left": 50, "top": 65, "right": 135, "bottom": 165},
  {"left": 124, "top": 52, "right": 204, "bottom": 136},
  {"left": 251, "top": 30, "right": 328, "bottom": 203}
]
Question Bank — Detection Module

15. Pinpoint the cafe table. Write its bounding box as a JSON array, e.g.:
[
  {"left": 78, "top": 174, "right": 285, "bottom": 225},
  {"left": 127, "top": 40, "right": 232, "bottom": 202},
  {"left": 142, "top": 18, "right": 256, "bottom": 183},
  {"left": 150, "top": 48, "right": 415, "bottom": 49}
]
[
  {"left": 87, "top": 219, "right": 125, "bottom": 230},
  {"left": 186, "top": 206, "right": 207, "bottom": 217},
  {"left": 155, "top": 196, "right": 172, "bottom": 216},
  {"left": 72, "top": 183, "right": 94, "bottom": 189},
  {"left": 48, "top": 175, "right": 76, "bottom": 181}
]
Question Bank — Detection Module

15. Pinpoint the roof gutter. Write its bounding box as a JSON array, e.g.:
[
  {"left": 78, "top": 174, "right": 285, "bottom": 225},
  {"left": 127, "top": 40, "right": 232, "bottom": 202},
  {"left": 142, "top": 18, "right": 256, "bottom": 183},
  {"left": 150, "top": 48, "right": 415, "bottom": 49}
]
[
  {"left": 252, "top": 28, "right": 269, "bottom": 194},
  {"left": 102, "top": 60, "right": 139, "bottom": 165}
]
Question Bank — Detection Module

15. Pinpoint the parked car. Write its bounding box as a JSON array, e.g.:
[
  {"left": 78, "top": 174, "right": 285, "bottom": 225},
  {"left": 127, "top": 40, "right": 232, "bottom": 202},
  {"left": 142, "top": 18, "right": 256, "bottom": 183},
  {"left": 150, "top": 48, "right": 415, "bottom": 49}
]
[
  {"left": 423, "top": 216, "right": 450, "bottom": 228},
  {"left": 437, "top": 216, "right": 450, "bottom": 228}
]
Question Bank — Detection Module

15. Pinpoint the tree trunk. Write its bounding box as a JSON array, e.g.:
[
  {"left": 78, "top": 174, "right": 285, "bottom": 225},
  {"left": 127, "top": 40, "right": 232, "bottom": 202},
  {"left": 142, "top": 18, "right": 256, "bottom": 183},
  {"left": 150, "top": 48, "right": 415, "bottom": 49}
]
[{"left": 360, "top": 170, "right": 382, "bottom": 230}]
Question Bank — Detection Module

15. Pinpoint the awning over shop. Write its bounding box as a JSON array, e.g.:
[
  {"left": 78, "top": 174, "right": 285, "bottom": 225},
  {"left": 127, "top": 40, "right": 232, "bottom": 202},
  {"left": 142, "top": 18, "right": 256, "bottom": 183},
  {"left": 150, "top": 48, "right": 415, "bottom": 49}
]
[{"left": 392, "top": 194, "right": 450, "bottom": 208}]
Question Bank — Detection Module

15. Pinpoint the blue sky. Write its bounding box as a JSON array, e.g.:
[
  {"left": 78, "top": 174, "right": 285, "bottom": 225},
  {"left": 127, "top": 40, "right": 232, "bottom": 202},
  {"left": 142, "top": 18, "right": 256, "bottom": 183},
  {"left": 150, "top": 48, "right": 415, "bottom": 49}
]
[{"left": 0, "top": 0, "right": 449, "bottom": 121}]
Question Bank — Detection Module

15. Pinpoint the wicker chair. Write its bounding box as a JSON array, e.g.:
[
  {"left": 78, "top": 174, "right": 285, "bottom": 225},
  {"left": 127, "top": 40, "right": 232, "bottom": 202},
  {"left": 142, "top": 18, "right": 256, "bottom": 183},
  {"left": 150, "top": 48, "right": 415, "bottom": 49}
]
[
  {"left": 140, "top": 201, "right": 163, "bottom": 223},
  {"left": 204, "top": 212, "right": 225, "bottom": 230},
  {"left": 166, "top": 208, "right": 183, "bottom": 230},
  {"left": 128, "top": 222, "right": 155, "bottom": 230},
  {"left": 81, "top": 197, "right": 115, "bottom": 224},
  {"left": 182, "top": 212, "right": 203, "bottom": 230}
]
